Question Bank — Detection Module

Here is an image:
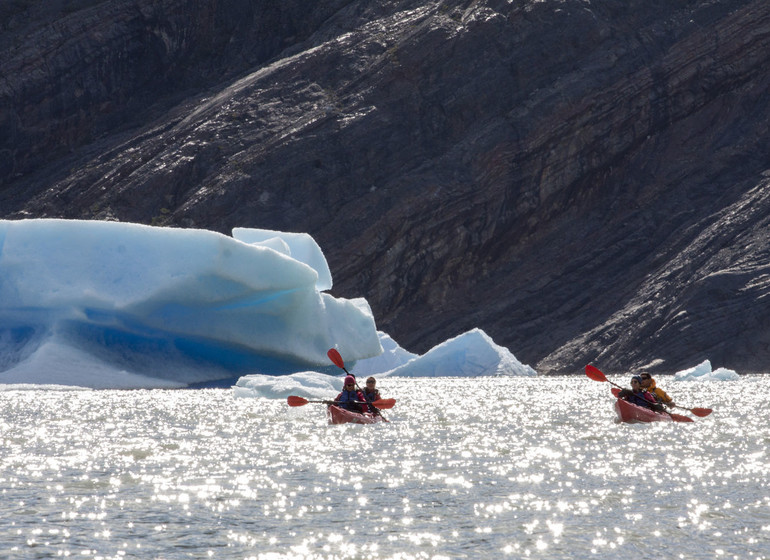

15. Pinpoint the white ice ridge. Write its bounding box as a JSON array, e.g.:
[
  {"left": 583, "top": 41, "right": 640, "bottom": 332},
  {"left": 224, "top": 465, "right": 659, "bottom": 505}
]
[{"left": 374, "top": 328, "right": 537, "bottom": 377}]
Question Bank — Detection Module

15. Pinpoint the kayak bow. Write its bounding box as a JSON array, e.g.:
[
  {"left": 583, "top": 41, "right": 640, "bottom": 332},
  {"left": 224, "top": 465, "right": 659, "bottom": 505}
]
[
  {"left": 327, "top": 404, "right": 388, "bottom": 425},
  {"left": 611, "top": 388, "right": 693, "bottom": 423}
]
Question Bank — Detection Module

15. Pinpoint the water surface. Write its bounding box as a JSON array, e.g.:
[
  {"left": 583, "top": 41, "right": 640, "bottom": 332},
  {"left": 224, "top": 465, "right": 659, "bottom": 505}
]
[{"left": 1, "top": 376, "right": 768, "bottom": 559}]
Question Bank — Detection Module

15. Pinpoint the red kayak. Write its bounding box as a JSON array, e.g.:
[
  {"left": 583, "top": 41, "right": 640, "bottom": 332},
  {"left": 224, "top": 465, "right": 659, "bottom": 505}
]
[
  {"left": 327, "top": 405, "right": 388, "bottom": 425},
  {"left": 611, "top": 389, "right": 693, "bottom": 423}
]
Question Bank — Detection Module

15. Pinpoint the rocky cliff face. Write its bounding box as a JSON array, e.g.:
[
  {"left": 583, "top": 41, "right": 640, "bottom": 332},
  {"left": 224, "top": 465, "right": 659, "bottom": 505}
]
[{"left": 2, "top": 0, "right": 770, "bottom": 374}]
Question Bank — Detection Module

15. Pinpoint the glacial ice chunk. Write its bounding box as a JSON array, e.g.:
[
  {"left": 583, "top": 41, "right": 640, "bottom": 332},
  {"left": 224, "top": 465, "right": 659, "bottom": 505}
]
[{"left": 0, "top": 219, "right": 381, "bottom": 387}]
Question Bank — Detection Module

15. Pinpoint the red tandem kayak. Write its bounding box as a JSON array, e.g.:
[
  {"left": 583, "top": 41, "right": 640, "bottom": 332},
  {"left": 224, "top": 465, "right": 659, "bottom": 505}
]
[
  {"left": 612, "top": 389, "right": 693, "bottom": 423},
  {"left": 327, "top": 405, "right": 388, "bottom": 425}
]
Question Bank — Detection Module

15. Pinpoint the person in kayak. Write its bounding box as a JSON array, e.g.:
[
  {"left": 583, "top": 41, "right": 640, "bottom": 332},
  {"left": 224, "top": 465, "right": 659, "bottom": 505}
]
[
  {"left": 618, "top": 376, "right": 664, "bottom": 412},
  {"left": 332, "top": 375, "right": 368, "bottom": 413},
  {"left": 362, "top": 376, "right": 382, "bottom": 415},
  {"left": 639, "top": 373, "right": 676, "bottom": 408}
]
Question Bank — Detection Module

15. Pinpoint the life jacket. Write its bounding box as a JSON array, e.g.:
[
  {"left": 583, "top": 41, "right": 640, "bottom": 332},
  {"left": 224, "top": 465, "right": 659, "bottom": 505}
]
[
  {"left": 627, "top": 390, "right": 656, "bottom": 410},
  {"left": 648, "top": 380, "right": 673, "bottom": 403},
  {"left": 362, "top": 388, "right": 380, "bottom": 403},
  {"left": 337, "top": 389, "right": 365, "bottom": 412}
]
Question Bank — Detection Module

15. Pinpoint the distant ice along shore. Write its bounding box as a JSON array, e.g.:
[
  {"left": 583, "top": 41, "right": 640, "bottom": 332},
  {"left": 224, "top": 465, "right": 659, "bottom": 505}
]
[{"left": 0, "top": 220, "right": 740, "bottom": 390}]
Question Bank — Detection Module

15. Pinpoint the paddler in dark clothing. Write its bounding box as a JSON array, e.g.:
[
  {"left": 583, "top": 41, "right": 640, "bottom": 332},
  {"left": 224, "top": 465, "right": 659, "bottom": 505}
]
[
  {"left": 639, "top": 373, "right": 675, "bottom": 408},
  {"left": 333, "top": 375, "right": 368, "bottom": 413},
  {"left": 618, "top": 376, "right": 665, "bottom": 412}
]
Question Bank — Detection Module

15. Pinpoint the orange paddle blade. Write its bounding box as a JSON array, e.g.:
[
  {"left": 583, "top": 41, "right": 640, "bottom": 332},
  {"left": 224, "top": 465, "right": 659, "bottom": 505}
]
[
  {"left": 327, "top": 348, "right": 345, "bottom": 369},
  {"left": 585, "top": 364, "right": 608, "bottom": 382},
  {"left": 689, "top": 407, "right": 712, "bottom": 417},
  {"left": 369, "top": 398, "right": 396, "bottom": 410},
  {"left": 287, "top": 396, "right": 309, "bottom": 407}
]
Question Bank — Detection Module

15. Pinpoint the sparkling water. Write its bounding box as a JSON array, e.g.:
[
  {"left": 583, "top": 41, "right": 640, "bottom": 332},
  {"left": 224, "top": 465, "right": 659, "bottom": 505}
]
[{"left": 1, "top": 376, "right": 768, "bottom": 559}]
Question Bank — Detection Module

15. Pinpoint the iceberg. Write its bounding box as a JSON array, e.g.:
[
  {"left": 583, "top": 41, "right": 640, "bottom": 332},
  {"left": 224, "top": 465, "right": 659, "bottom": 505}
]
[
  {"left": 0, "top": 219, "right": 381, "bottom": 388},
  {"left": 674, "top": 359, "right": 740, "bottom": 381},
  {"left": 350, "top": 331, "right": 418, "bottom": 377},
  {"left": 379, "top": 328, "right": 537, "bottom": 377}
]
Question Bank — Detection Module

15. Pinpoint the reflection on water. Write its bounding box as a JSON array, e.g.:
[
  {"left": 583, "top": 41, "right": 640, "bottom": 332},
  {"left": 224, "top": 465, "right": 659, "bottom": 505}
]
[{"left": 1, "top": 376, "right": 769, "bottom": 559}]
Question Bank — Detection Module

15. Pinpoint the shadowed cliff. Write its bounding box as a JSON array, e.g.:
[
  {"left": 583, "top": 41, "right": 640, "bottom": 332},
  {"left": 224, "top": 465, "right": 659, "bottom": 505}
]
[{"left": 2, "top": 0, "right": 770, "bottom": 374}]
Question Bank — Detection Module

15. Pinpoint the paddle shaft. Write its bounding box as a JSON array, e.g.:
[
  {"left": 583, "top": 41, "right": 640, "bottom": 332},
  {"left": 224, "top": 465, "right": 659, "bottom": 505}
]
[
  {"left": 308, "top": 399, "right": 368, "bottom": 406},
  {"left": 288, "top": 396, "right": 394, "bottom": 409}
]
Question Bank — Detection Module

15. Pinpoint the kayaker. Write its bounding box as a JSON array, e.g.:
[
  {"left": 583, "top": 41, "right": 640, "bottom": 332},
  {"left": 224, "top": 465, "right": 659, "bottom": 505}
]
[
  {"left": 362, "top": 376, "right": 382, "bottom": 415},
  {"left": 333, "top": 375, "right": 368, "bottom": 413},
  {"left": 618, "top": 376, "right": 664, "bottom": 411},
  {"left": 639, "top": 373, "right": 676, "bottom": 408}
]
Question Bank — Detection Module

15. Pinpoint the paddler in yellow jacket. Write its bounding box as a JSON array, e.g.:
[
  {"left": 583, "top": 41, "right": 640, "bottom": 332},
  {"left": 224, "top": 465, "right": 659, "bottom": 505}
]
[{"left": 639, "top": 373, "right": 675, "bottom": 408}]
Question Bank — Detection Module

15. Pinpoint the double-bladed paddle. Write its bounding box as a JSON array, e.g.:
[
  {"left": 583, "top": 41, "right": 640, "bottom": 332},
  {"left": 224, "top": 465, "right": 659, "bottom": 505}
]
[
  {"left": 326, "top": 347, "right": 393, "bottom": 418},
  {"left": 585, "top": 364, "right": 712, "bottom": 417},
  {"left": 287, "top": 395, "right": 396, "bottom": 409}
]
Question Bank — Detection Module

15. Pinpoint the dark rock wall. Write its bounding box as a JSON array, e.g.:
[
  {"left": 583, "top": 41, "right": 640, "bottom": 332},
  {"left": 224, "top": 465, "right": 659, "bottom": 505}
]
[
  {"left": 0, "top": 0, "right": 357, "bottom": 187},
  {"left": 2, "top": 0, "right": 770, "bottom": 374}
]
